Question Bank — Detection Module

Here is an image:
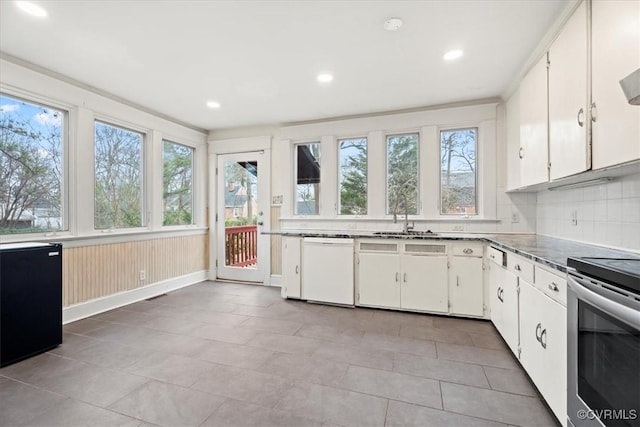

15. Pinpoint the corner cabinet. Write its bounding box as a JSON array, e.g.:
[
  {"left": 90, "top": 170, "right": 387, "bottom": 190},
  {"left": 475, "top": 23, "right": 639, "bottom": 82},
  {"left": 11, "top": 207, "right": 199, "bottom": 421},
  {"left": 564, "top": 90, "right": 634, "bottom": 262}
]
[
  {"left": 591, "top": 0, "right": 640, "bottom": 169},
  {"left": 281, "top": 236, "right": 301, "bottom": 298},
  {"left": 548, "top": 0, "right": 589, "bottom": 180}
]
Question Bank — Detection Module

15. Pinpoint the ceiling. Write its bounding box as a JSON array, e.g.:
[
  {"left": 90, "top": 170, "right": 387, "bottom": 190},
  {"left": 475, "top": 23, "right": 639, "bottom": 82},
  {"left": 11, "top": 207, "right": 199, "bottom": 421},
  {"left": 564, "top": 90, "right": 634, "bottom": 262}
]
[{"left": 0, "top": 1, "right": 568, "bottom": 131}]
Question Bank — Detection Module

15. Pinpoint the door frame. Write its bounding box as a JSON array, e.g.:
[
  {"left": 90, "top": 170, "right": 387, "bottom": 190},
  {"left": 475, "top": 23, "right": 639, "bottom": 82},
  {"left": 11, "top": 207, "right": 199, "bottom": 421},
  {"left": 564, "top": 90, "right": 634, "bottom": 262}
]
[{"left": 208, "top": 136, "right": 272, "bottom": 284}]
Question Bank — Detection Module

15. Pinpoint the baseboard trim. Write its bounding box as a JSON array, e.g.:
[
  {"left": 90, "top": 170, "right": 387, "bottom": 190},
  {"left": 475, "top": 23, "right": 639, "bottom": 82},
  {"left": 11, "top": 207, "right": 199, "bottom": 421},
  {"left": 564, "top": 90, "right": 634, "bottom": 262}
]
[
  {"left": 62, "top": 270, "right": 208, "bottom": 324},
  {"left": 269, "top": 274, "right": 282, "bottom": 286}
]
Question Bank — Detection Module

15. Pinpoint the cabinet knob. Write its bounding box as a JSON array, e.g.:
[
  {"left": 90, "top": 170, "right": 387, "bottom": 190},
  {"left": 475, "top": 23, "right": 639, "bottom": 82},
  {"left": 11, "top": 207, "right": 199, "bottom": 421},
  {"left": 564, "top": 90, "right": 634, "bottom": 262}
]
[
  {"left": 577, "top": 107, "right": 585, "bottom": 127},
  {"left": 515, "top": 264, "right": 521, "bottom": 271}
]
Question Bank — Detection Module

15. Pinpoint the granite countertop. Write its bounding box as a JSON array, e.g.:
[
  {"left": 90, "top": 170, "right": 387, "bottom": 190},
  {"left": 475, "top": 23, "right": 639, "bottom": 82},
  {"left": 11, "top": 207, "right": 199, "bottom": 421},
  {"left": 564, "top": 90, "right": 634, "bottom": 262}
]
[{"left": 265, "top": 230, "right": 640, "bottom": 273}]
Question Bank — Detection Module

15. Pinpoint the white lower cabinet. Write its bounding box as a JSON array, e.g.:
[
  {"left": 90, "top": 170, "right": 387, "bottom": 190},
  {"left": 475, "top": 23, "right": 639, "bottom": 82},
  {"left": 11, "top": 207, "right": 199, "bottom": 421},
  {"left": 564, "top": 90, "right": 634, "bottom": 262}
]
[
  {"left": 401, "top": 254, "right": 448, "bottom": 312},
  {"left": 358, "top": 248, "right": 401, "bottom": 307},
  {"left": 281, "top": 236, "right": 301, "bottom": 298},
  {"left": 449, "top": 256, "right": 484, "bottom": 317},
  {"left": 489, "top": 261, "right": 519, "bottom": 354},
  {"left": 519, "top": 280, "right": 567, "bottom": 426}
]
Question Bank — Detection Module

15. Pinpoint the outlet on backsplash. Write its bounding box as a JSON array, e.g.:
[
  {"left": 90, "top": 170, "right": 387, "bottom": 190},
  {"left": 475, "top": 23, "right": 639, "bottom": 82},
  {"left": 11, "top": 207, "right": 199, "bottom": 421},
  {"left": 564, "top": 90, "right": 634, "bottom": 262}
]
[
  {"left": 511, "top": 212, "right": 520, "bottom": 223},
  {"left": 571, "top": 210, "right": 578, "bottom": 226}
]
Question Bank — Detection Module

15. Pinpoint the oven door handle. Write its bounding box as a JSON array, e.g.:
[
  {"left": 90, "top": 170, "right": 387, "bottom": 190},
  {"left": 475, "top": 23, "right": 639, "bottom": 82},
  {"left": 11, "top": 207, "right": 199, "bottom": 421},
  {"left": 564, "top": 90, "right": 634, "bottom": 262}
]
[{"left": 569, "top": 277, "right": 640, "bottom": 329}]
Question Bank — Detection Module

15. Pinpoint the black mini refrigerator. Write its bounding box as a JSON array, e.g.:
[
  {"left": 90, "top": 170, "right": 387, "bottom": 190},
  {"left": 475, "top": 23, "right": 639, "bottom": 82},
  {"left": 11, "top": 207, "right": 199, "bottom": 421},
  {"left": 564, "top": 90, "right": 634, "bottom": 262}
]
[{"left": 0, "top": 242, "right": 63, "bottom": 367}]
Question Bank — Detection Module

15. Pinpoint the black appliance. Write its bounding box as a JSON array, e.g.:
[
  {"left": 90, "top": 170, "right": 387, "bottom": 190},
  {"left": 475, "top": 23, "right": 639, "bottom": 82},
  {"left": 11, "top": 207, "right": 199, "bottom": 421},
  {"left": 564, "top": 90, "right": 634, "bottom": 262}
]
[
  {"left": 0, "top": 242, "right": 63, "bottom": 367},
  {"left": 566, "top": 257, "right": 640, "bottom": 427}
]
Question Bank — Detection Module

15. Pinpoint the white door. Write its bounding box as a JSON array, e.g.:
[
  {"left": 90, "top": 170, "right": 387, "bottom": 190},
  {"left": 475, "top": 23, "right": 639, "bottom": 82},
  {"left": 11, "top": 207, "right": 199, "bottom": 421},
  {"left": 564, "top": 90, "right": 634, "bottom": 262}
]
[
  {"left": 401, "top": 254, "right": 448, "bottom": 313},
  {"left": 217, "top": 151, "right": 270, "bottom": 283},
  {"left": 450, "top": 256, "right": 484, "bottom": 316},
  {"left": 548, "top": 1, "right": 589, "bottom": 180}
]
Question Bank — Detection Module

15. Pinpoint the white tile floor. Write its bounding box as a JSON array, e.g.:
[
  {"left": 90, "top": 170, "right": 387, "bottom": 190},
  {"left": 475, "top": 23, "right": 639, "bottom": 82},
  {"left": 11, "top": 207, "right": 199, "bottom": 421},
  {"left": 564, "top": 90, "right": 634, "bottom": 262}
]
[{"left": 0, "top": 281, "right": 560, "bottom": 426}]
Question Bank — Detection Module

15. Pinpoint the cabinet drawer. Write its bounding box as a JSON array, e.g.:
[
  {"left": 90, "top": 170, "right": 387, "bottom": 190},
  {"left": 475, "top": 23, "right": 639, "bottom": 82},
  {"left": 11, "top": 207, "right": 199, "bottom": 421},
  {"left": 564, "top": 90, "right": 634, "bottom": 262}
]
[
  {"left": 451, "top": 242, "right": 484, "bottom": 257},
  {"left": 535, "top": 265, "right": 567, "bottom": 307},
  {"left": 507, "top": 252, "right": 534, "bottom": 283},
  {"left": 487, "top": 246, "right": 506, "bottom": 266}
]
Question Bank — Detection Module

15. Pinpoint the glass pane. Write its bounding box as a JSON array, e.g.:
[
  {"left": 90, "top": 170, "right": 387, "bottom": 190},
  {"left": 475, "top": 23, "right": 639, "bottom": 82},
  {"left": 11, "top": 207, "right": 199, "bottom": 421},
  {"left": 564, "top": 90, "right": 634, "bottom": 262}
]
[
  {"left": 224, "top": 160, "right": 258, "bottom": 268},
  {"left": 94, "top": 121, "right": 144, "bottom": 229},
  {"left": 295, "top": 142, "right": 320, "bottom": 215},
  {"left": 339, "top": 137, "right": 367, "bottom": 215},
  {"left": 386, "top": 133, "right": 419, "bottom": 215},
  {"left": 440, "top": 128, "right": 477, "bottom": 215},
  {"left": 0, "top": 94, "right": 65, "bottom": 234},
  {"left": 163, "top": 140, "right": 193, "bottom": 225}
]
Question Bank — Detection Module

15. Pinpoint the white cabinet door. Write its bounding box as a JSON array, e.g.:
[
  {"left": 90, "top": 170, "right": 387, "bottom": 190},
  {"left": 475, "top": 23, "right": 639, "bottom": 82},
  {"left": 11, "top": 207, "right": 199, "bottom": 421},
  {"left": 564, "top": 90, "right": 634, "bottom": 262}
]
[
  {"left": 519, "top": 54, "right": 549, "bottom": 186},
  {"left": 591, "top": 0, "right": 640, "bottom": 169},
  {"left": 520, "top": 281, "right": 567, "bottom": 426},
  {"left": 490, "top": 264, "right": 519, "bottom": 354},
  {"left": 548, "top": 1, "right": 589, "bottom": 180},
  {"left": 449, "top": 256, "right": 484, "bottom": 317},
  {"left": 282, "top": 237, "right": 301, "bottom": 298},
  {"left": 358, "top": 252, "right": 400, "bottom": 308},
  {"left": 401, "top": 255, "right": 448, "bottom": 313}
]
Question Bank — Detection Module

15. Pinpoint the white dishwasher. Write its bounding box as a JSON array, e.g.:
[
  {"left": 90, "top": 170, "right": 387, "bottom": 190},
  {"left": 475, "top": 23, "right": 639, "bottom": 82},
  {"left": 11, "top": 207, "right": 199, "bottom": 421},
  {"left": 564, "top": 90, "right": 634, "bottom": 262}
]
[{"left": 302, "top": 238, "right": 354, "bottom": 305}]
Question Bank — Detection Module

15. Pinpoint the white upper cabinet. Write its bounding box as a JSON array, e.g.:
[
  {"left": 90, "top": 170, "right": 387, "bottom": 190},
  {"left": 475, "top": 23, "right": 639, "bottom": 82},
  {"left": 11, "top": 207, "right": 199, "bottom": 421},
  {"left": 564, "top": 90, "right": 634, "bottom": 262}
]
[
  {"left": 519, "top": 54, "right": 550, "bottom": 186},
  {"left": 591, "top": 0, "right": 640, "bottom": 169},
  {"left": 548, "top": 0, "right": 590, "bottom": 180}
]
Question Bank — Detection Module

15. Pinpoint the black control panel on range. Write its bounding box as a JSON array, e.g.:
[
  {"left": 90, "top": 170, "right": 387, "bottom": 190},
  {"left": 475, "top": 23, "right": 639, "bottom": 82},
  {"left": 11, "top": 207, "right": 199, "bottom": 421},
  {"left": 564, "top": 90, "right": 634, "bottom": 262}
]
[{"left": 567, "top": 257, "right": 640, "bottom": 295}]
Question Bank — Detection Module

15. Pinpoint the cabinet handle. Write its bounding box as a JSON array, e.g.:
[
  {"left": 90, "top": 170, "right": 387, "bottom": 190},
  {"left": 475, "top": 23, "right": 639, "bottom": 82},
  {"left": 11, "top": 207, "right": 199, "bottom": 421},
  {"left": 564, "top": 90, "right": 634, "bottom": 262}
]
[
  {"left": 514, "top": 264, "right": 521, "bottom": 271},
  {"left": 295, "top": 265, "right": 299, "bottom": 274},
  {"left": 540, "top": 329, "right": 547, "bottom": 349},
  {"left": 535, "top": 323, "right": 542, "bottom": 342},
  {"left": 548, "top": 282, "right": 559, "bottom": 292},
  {"left": 497, "top": 287, "right": 504, "bottom": 303},
  {"left": 577, "top": 108, "right": 585, "bottom": 127},
  {"left": 591, "top": 102, "right": 597, "bottom": 122},
  {"left": 463, "top": 248, "right": 473, "bottom": 254},
  {"left": 456, "top": 275, "right": 460, "bottom": 287},
  {"left": 490, "top": 254, "right": 495, "bottom": 259},
  {"left": 403, "top": 273, "right": 407, "bottom": 283},
  {"left": 395, "top": 272, "right": 400, "bottom": 282},
  {"left": 518, "top": 146, "right": 524, "bottom": 159}
]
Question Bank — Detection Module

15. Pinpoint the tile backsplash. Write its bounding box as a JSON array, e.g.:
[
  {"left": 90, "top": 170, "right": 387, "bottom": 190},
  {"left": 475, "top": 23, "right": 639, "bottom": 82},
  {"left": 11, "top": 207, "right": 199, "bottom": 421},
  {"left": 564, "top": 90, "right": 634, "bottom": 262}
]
[{"left": 536, "top": 172, "right": 640, "bottom": 252}]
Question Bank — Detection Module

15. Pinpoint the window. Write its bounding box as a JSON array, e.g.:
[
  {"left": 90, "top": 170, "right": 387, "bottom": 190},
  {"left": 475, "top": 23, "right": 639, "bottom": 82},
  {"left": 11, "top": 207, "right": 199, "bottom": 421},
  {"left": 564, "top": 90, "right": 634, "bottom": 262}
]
[
  {"left": 0, "top": 94, "right": 65, "bottom": 234},
  {"left": 386, "top": 133, "right": 419, "bottom": 215},
  {"left": 94, "top": 121, "right": 144, "bottom": 229},
  {"left": 338, "top": 137, "right": 367, "bottom": 215},
  {"left": 440, "top": 128, "right": 477, "bottom": 215},
  {"left": 295, "top": 142, "right": 320, "bottom": 215},
  {"left": 163, "top": 140, "right": 193, "bottom": 225}
]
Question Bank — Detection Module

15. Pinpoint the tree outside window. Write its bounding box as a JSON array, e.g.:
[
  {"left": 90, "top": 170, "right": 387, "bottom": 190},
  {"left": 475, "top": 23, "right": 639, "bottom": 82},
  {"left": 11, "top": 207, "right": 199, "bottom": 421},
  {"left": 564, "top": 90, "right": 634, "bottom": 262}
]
[
  {"left": 387, "top": 133, "right": 419, "bottom": 216},
  {"left": 94, "top": 121, "right": 144, "bottom": 229},
  {"left": 163, "top": 140, "right": 193, "bottom": 226},
  {"left": 295, "top": 142, "right": 320, "bottom": 215},
  {"left": 440, "top": 128, "right": 477, "bottom": 215},
  {"left": 339, "top": 137, "right": 367, "bottom": 215},
  {"left": 0, "top": 94, "right": 64, "bottom": 234}
]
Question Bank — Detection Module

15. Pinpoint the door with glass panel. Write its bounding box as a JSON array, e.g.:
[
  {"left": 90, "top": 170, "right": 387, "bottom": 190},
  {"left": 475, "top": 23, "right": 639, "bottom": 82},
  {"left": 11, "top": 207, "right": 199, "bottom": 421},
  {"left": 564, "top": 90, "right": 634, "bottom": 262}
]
[{"left": 216, "top": 151, "right": 269, "bottom": 283}]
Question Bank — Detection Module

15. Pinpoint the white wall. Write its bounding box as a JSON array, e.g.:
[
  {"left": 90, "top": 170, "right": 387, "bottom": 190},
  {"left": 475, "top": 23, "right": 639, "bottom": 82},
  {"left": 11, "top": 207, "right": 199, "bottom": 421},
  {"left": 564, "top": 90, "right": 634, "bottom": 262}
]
[{"left": 536, "top": 173, "right": 640, "bottom": 251}]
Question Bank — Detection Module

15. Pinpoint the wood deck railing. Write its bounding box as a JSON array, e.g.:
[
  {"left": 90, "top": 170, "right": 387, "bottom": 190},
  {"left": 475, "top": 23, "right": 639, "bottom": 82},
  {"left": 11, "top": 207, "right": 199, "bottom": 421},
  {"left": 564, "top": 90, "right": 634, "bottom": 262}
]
[{"left": 225, "top": 225, "right": 258, "bottom": 267}]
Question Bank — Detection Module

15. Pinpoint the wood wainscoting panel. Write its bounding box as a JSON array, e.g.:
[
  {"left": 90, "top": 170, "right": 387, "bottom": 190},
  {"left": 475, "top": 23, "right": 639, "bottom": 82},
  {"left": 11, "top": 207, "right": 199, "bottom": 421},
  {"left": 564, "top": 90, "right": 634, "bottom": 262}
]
[{"left": 62, "top": 234, "right": 207, "bottom": 306}]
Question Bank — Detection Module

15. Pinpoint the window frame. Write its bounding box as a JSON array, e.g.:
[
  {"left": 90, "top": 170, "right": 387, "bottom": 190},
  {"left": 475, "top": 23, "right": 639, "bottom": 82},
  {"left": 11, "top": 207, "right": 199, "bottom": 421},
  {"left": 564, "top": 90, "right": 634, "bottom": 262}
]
[
  {"left": 162, "top": 139, "right": 195, "bottom": 227},
  {"left": 0, "top": 91, "right": 70, "bottom": 237},
  {"left": 337, "top": 135, "right": 368, "bottom": 216},
  {"left": 385, "top": 131, "right": 420, "bottom": 217},
  {"left": 93, "top": 119, "right": 148, "bottom": 230},
  {"left": 293, "top": 140, "right": 321, "bottom": 216},
  {"left": 438, "top": 126, "right": 479, "bottom": 217}
]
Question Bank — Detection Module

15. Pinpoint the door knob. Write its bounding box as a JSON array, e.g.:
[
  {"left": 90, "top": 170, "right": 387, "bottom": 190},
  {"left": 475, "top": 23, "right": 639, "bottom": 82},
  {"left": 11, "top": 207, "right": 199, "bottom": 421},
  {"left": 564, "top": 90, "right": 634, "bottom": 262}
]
[{"left": 257, "top": 221, "right": 264, "bottom": 226}]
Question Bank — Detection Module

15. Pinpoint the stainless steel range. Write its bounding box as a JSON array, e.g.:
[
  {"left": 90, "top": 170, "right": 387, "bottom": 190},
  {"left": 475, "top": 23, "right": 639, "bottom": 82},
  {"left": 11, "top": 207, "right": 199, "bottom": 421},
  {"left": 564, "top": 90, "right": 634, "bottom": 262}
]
[{"left": 567, "top": 257, "right": 640, "bottom": 427}]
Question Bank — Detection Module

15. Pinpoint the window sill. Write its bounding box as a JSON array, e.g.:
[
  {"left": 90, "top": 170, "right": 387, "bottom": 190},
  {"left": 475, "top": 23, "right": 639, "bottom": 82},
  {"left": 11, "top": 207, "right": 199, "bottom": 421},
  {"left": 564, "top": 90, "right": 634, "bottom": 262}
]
[{"left": 0, "top": 226, "right": 208, "bottom": 248}]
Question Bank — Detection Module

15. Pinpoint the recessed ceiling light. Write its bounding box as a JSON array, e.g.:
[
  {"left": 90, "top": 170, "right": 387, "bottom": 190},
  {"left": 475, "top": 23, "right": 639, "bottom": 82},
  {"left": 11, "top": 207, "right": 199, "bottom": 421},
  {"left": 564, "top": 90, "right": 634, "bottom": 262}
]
[
  {"left": 384, "top": 17, "right": 403, "bottom": 31},
  {"left": 317, "top": 74, "right": 333, "bottom": 83},
  {"left": 15, "top": 1, "right": 47, "bottom": 17},
  {"left": 443, "top": 49, "right": 464, "bottom": 61},
  {"left": 206, "top": 100, "right": 221, "bottom": 109}
]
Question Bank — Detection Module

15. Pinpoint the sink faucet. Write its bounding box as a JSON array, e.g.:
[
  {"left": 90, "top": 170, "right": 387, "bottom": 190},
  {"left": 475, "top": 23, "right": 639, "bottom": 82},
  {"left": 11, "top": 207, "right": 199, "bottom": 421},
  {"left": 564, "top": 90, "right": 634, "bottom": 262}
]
[{"left": 392, "top": 193, "right": 414, "bottom": 233}]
